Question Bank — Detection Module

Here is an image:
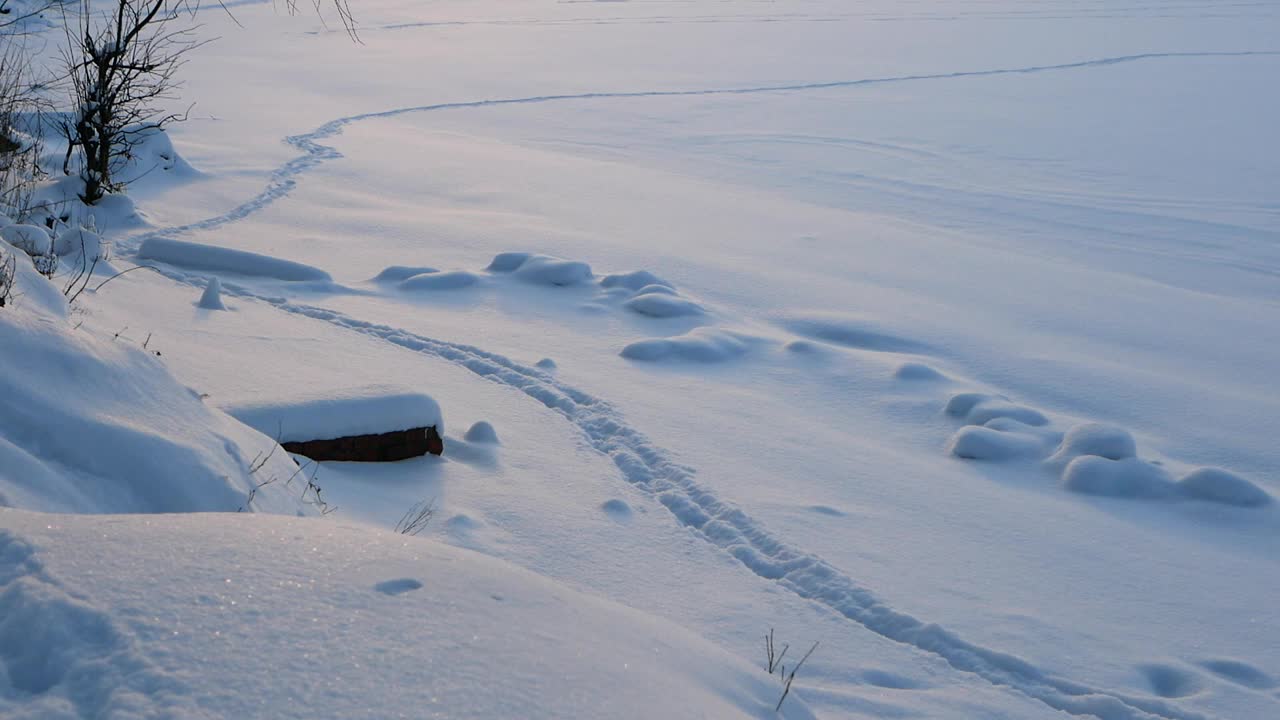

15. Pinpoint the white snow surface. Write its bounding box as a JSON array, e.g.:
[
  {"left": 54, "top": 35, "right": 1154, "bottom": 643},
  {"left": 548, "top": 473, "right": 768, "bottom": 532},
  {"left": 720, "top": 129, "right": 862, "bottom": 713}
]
[
  {"left": 3, "top": 0, "right": 1280, "bottom": 718},
  {"left": 222, "top": 385, "right": 444, "bottom": 442},
  {"left": 0, "top": 509, "right": 812, "bottom": 720},
  {"left": 0, "top": 241, "right": 304, "bottom": 515}
]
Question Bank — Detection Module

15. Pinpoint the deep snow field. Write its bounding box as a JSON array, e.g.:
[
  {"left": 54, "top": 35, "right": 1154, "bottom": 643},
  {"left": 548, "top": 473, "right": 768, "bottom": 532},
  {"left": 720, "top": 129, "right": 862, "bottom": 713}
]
[{"left": 2, "top": 0, "right": 1279, "bottom": 718}]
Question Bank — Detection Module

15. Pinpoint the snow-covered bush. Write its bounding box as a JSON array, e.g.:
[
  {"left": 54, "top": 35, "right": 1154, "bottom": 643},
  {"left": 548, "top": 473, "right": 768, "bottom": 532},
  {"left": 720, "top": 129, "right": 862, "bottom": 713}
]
[
  {"left": 60, "top": 0, "right": 201, "bottom": 205},
  {"left": 0, "top": 244, "right": 14, "bottom": 307}
]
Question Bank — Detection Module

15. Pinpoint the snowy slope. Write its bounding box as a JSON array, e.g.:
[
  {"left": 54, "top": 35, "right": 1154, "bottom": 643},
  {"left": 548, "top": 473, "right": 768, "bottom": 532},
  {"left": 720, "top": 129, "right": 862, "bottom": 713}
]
[
  {"left": 0, "top": 239, "right": 306, "bottom": 515},
  {"left": 0, "top": 509, "right": 814, "bottom": 719},
  {"left": 3, "top": 1, "right": 1278, "bottom": 718}
]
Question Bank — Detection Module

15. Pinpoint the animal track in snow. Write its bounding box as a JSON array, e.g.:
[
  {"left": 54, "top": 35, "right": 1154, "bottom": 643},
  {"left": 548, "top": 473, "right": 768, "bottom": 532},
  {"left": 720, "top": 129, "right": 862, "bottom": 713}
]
[
  {"left": 374, "top": 578, "right": 424, "bottom": 596},
  {"left": 1139, "top": 664, "right": 1204, "bottom": 699},
  {"left": 1198, "top": 659, "right": 1278, "bottom": 690},
  {"left": 111, "top": 57, "right": 1280, "bottom": 717}
]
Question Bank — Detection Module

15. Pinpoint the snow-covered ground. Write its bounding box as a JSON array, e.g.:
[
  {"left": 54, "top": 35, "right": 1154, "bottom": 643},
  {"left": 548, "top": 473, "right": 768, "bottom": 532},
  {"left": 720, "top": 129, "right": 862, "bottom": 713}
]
[{"left": 3, "top": 0, "right": 1279, "bottom": 718}]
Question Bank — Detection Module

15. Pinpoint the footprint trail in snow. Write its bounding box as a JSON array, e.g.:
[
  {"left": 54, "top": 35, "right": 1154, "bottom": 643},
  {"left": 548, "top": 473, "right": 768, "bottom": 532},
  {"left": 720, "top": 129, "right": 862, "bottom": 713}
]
[{"left": 110, "top": 53, "right": 1280, "bottom": 720}]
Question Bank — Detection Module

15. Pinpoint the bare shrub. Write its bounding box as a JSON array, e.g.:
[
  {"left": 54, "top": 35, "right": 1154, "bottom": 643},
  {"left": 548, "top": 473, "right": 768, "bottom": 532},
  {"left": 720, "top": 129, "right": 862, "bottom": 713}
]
[
  {"left": 394, "top": 498, "right": 435, "bottom": 536},
  {"left": 764, "top": 629, "right": 818, "bottom": 712}
]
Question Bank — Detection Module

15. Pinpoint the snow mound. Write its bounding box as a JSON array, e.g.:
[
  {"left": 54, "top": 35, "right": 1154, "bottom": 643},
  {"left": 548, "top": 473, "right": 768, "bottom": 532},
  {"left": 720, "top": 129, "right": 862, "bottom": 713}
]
[
  {"left": 222, "top": 385, "right": 444, "bottom": 443},
  {"left": 398, "top": 269, "right": 480, "bottom": 291},
  {"left": 197, "top": 277, "right": 226, "bottom": 310},
  {"left": 600, "top": 269, "right": 673, "bottom": 291},
  {"left": 1061, "top": 456, "right": 1176, "bottom": 499},
  {"left": 945, "top": 392, "right": 1000, "bottom": 417},
  {"left": 621, "top": 328, "right": 754, "bottom": 363},
  {"left": 487, "top": 252, "right": 593, "bottom": 286},
  {"left": 623, "top": 292, "right": 705, "bottom": 318},
  {"left": 1177, "top": 467, "right": 1271, "bottom": 507},
  {"left": 119, "top": 125, "right": 199, "bottom": 181},
  {"left": 464, "top": 420, "right": 499, "bottom": 444},
  {"left": 0, "top": 224, "right": 50, "bottom": 257},
  {"left": 965, "top": 401, "right": 1049, "bottom": 427},
  {"left": 51, "top": 226, "right": 104, "bottom": 260},
  {"left": 894, "top": 362, "right": 946, "bottom": 381},
  {"left": 780, "top": 312, "right": 928, "bottom": 353},
  {"left": 138, "top": 238, "right": 331, "bottom": 282},
  {"left": 635, "top": 283, "right": 678, "bottom": 296},
  {"left": 26, "top": 176, "right": 142, "bottom": 232},
  {"left": 948, "top": 426, "right": 1044, "bottom": 461},
  {"left": 371, "top": 265, "right": 439, "bottom": 283},
  {"left": 0, "top": 511, "right": 816, "bottom": 720},
  {"left": 1048, "top": 423, "right": 1138, "bottom": 465},
  {"left": 0, "top": 246, "right": 303, "bottom": 514}
]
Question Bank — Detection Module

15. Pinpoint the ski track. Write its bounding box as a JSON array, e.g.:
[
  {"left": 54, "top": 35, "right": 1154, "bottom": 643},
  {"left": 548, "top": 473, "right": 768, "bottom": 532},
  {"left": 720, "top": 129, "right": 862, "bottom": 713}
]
[{"left": 112, "top": 53, "right": 1280, "bottom": 720}]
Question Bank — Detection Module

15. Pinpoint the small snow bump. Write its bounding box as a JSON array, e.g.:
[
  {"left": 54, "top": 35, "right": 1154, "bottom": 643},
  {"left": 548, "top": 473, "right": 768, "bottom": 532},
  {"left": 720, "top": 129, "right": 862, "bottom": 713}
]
[
  {"left": 602, "top": 499, "right": 632, "bottom": 518},
  {"left": 623, "top": 293, "right": 704, "bottom": 318},
  {"left": 372, "top": 265, "right": 440, "bottom": 283},
  {"left": 399, "top": 270, "right": 479, "bottom": 291},
  {"left": 1177, "top": 468, "right": 1271, "bottom": 508},
  {"left": 949, "top": 426, "right": 1044, "bottom": 461},
  {"left": 197, "top": 277, "right": 227, "bottom": 311},
  {"left": 1048, "top": 424, "right": 1137, "bottom": 464},
  {"left": 1061, "top": 456, "right": 1175, "bottom": 499},
  {"left": 599, "top": 270, "right": 672, "bottom": 292},
  {"left": 464, "top": 421, "right": 499, "bottom": 444}
]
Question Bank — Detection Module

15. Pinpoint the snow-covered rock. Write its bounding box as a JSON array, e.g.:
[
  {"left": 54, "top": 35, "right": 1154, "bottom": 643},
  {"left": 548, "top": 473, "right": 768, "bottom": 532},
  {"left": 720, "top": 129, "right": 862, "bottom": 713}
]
[{"left": 222, "top": 385, "right": 444, "bottom": 443}]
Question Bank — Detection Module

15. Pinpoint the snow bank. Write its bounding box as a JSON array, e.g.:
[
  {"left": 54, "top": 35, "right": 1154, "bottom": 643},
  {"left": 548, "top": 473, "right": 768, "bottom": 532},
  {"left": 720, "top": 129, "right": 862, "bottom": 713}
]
[
  {"left": 138, "top": 238, "right": 331, "bottom": 281},
  {"left": 487, "top": 252, "right": 593, "bottom": 286},
  {"left": 0, "top": 241, "right": 304, "bottom": 514},
  {"left": 0, "top": 511, "right": 815, "bottom": 720},
  {"left": 221, "top": 385, "right": 444, "bottom": 443}
]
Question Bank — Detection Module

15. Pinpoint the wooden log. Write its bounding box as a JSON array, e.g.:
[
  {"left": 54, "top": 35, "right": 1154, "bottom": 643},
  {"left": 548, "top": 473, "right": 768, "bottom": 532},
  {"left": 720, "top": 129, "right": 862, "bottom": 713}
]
[{"left": 282, "top": 425, "right": 443, "bottom": 462}]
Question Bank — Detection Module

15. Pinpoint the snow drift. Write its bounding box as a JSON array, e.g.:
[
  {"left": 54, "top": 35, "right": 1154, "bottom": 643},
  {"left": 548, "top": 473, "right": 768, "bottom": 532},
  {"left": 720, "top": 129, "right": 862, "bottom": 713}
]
[{"left": 0, "top": 239, "right": 308, "bottom": 514}]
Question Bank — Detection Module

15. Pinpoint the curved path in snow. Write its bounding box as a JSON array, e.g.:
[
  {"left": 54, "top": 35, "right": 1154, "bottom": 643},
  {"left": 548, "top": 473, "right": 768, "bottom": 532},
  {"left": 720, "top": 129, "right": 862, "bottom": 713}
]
[{"left": 119, "top": 52, "right": 1280, "bottom": 720}]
